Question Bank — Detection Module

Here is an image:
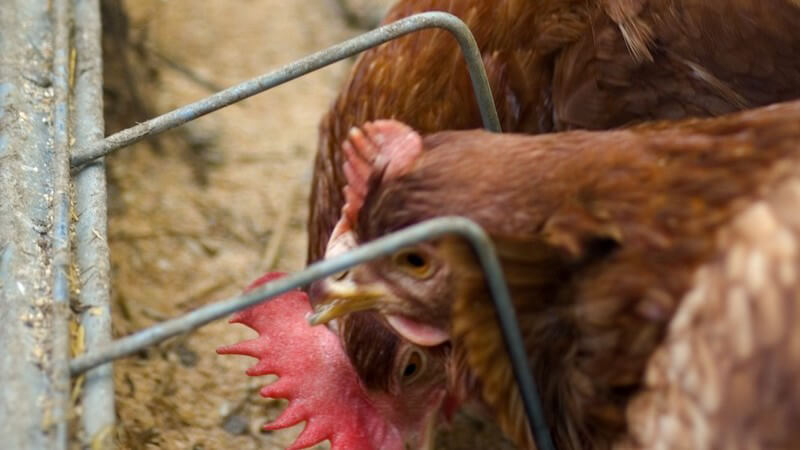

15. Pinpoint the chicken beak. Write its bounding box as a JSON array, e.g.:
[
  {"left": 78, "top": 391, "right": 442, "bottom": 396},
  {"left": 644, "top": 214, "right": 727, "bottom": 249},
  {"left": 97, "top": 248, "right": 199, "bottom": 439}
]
[{"left": 307, "top": 279, "right": 386, "bottom": 325}]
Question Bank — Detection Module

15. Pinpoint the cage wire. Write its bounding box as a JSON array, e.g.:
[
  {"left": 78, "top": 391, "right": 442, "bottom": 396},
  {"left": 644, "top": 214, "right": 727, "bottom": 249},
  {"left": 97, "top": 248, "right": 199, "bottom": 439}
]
[{"left": 1, "top": 3, "right": 554, "bottom": 449}]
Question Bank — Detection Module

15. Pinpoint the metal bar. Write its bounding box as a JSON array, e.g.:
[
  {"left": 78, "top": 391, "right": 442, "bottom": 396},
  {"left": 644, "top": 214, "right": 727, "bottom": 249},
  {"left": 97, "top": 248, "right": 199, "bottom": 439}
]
[
  {"left": 0, "top": 1, "right": 68, "bottom": 448},
  {"left": 69, "top": 217, "right": 554, "bottom": 450},
  {"left": 72, "top": 0, "right": 116, "bottom": 445},
  {"left": 50, "top": 0, "right": 74, "bottom": 444},
  {"left": 69, "top": 11, "right": 501, "bottom": 167}
]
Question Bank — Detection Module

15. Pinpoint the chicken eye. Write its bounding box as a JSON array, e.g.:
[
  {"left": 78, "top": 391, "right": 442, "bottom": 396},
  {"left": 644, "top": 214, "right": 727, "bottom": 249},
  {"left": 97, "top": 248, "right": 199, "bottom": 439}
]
[
  {"left": 404, "top": 252, "right": 426, "bottom": 268},
  {"left": 393, "top": 250, "right": 433, "bottom": 278},
  {"left": 401, "top": 349, "right": 426, "bottom": 384}
]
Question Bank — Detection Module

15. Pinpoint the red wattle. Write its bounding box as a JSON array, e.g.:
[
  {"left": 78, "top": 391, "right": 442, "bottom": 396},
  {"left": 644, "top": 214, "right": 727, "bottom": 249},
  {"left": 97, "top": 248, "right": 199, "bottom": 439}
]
[{"left": 217, "top": 272, "right": 404, "bottom": 450}]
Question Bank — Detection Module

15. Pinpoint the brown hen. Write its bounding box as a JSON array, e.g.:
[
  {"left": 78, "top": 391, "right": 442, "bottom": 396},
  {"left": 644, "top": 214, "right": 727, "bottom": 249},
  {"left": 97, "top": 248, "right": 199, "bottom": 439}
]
[
  {"left": 309, "top": 100, "right": 800, "bottom": 449},
  {"left": 307, "top": 0, "right": 800, "bottom": 445},
  {"left": 310, "top": 0, "right": 800, "bottom": 266},
  {"left": 309, "top": 0, "right": 800, "bottom": 389}
]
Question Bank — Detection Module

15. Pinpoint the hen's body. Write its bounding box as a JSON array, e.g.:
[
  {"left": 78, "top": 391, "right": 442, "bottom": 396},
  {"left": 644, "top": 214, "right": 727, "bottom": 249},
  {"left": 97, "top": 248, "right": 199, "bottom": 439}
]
[
  {"left": 317, "top": 100, "right": 800, "bottom": 449},
  {"left": 307, "top": 0, "right": 800, "bottom": 443},
  {"left": 311, "top": 0, "right": 800, "bottom": 267}
]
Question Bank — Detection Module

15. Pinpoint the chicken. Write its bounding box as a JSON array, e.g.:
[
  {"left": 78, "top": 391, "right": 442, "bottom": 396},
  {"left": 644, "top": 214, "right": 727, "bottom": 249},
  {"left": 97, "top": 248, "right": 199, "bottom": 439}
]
[
  {"left": 310, "top": 0, "right": 800, "bottom": 265},
  {"left": 309, "top": 0, "right": 800, "bottom": 398},
  {"left": 307, "top": 0, "right": 800, "bottom": 444},
  {"left": 308, "top": 100, "right": 800, "bottom": 449}
]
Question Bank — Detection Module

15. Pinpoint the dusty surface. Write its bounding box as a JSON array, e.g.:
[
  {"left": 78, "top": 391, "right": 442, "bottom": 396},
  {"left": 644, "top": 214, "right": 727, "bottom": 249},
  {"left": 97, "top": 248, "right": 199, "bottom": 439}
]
[
  {"left": 105, "top": 1, "right": 358, "bottom": 448},
  {"left": 102, "top": 0, "right": 512, "bottom": 449}
]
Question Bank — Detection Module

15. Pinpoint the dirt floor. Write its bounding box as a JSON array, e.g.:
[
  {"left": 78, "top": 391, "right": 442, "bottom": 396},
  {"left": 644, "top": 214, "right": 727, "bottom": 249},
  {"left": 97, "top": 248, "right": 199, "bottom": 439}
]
[
  {"left": 105, "top": 1, "right": 364, "bottom": 448},
  {"left": 101, "top": 1, "right": 512, "bottom": 449}
]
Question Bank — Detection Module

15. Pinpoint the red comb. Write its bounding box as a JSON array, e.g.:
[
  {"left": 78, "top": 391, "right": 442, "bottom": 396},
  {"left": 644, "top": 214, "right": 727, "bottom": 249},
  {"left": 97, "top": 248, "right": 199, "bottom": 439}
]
[
  {"left": 330, "top": 120, "right": 423, "bottom": 244},
  {"left": 217, "top": 272, "right": 403, "bottom": 450}
]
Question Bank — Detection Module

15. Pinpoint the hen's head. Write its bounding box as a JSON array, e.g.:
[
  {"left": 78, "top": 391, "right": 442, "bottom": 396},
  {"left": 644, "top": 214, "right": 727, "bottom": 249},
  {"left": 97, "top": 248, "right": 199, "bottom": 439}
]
[
  {"left": 218, "top": 272, "right": 450, "bottom": 449},
  {"left": 307, "top": 118, "right": 578, "bottom": 339},
  {"left": 339, "top": 311, "right": 452, "bottom": 442},
  {"left": 305, "top": 120, "right": 564, "bottom": 448},
  {"left": 308, "top": 120, "right": 462, "bottom": 347},
  {"left": 309, "top": 140, "right": 455, "bottom": 437}
]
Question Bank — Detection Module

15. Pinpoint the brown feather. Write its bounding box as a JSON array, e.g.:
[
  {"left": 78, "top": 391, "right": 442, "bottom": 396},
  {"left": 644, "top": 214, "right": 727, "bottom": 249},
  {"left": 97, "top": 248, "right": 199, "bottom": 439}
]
[{"left": 622, "top": 176, "right": 800, "bottom": 449}]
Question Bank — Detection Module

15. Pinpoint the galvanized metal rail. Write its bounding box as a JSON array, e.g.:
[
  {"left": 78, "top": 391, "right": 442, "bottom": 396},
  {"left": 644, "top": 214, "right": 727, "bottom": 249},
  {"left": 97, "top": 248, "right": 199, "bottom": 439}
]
[
  {"left": 1, "top": 7, "right": 555, "bottom": 450},
  {"left": 0, "top": 1, "right": 75, "bottom": 448}
]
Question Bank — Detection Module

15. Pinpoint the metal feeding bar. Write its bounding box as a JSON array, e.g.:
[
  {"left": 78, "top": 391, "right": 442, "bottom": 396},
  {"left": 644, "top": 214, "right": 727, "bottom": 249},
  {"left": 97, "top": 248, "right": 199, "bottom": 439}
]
[
  {"left": 70, "top": 11, "right": 501, "bottom": 168},
  {"left": 61, "top": 9, "right": 552, "bottom": 450}
]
